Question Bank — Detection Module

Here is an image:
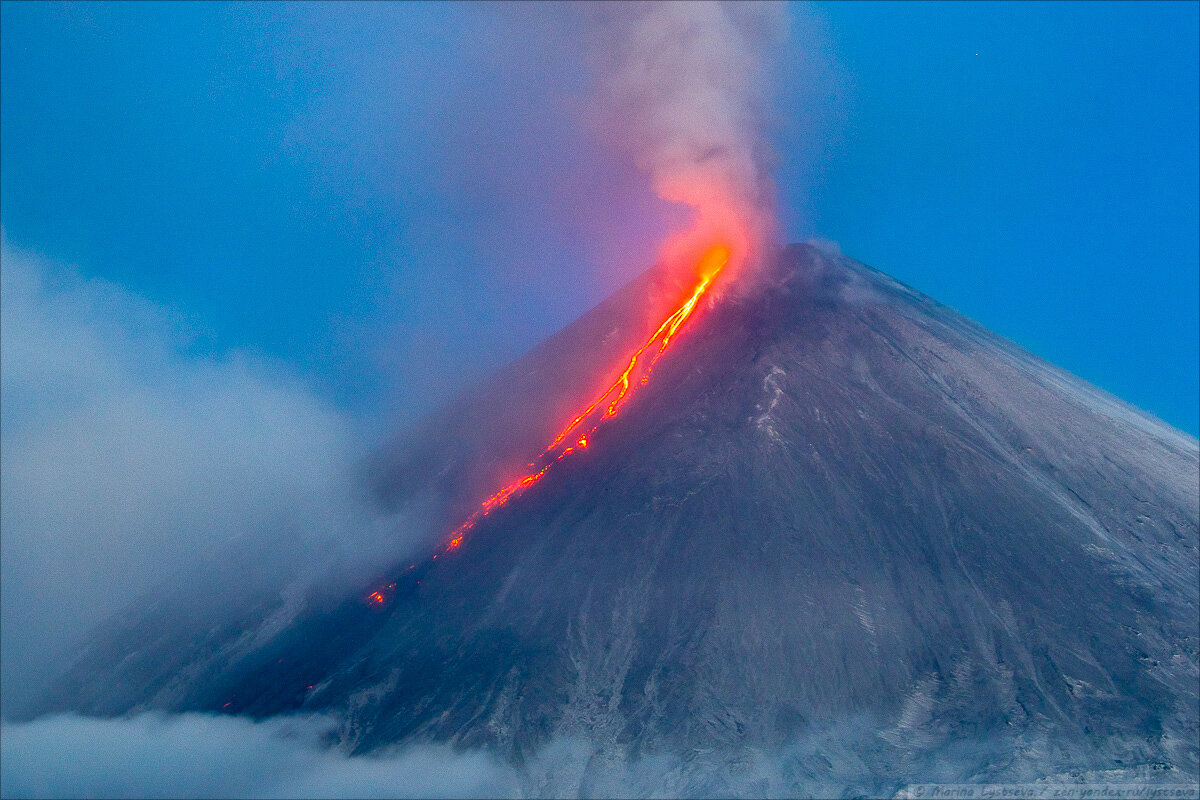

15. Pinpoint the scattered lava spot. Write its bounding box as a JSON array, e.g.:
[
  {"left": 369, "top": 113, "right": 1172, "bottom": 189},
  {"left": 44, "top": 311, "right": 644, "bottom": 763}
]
[{"left": 366, "top": 583, "right": 396, "bottom": 606}]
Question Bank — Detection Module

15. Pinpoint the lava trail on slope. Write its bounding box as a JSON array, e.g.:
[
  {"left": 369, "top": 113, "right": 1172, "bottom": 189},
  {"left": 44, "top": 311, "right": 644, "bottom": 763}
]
[
  {"left": 442, "top": 244, "right": 730, "bottom": 553},
  {"left": 40, "top": 245, "right": 1199, "bottom": 793}
]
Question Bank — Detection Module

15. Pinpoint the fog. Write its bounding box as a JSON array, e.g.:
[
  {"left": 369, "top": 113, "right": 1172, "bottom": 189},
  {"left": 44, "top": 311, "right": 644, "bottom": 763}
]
[
  {"left": 6, "top": 711, "right": 1165, "bottom": 798},
  {"left": 0, "top": 237, "right": 413, "bottom": 715},
  {"left": 0, "top": 713, "right": 519, "bottom": 799}
]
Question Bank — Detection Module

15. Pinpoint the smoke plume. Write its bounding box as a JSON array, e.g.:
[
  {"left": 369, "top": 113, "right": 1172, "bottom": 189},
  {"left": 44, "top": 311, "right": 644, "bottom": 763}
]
[{"left": 586, "top": 1, "right": 788, "bottom": 276}]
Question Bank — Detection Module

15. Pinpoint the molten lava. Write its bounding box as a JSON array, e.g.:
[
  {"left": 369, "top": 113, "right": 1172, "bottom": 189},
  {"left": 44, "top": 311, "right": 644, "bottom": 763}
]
[
  {"left": 443, "top": 244, "right": 731, "bottom": 553},
  {"left": 366, "top": 583, "right": 396, "bottom": 605}
]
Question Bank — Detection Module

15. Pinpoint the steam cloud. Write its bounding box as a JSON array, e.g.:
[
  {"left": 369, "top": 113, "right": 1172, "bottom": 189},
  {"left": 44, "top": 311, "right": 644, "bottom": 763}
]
[{"left": 586, "top": 1, "right": 788, "bottom": 272}]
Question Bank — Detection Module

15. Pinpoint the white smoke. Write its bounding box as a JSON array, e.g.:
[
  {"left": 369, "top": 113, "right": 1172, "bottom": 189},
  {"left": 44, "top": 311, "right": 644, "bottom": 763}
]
[{"left": 585, "top": 1, "right": 788, "bottom": 271}]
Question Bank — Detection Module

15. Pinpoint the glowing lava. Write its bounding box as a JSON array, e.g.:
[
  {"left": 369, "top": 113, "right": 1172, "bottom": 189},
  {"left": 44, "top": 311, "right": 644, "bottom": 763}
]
[
  {"left": 443, "top": 244, "right": 731, "bottom": 553},
  {"left": 366, "top": 583, "right": 396, "bottom": 605}
]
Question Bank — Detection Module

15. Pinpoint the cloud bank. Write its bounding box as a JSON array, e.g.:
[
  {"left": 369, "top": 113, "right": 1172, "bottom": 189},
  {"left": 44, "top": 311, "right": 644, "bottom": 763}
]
[
  {"left": 0, "top": 237, "right": 409, "bottom": 715},
  {"left": 6, "top": 711, "right": 1173, "bottom": 799},
  {"left": 0, "top": 713, "right": 518, "bottom": 799}
]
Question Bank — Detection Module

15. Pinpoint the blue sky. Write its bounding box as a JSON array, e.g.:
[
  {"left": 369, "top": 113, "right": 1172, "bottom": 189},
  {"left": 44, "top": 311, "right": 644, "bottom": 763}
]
[
  {"left": 785, "top": 1, "right": 1200, "bottom": 436},
  {"left": 2, "top": 1, "right": 1197, "bottom": 435}
]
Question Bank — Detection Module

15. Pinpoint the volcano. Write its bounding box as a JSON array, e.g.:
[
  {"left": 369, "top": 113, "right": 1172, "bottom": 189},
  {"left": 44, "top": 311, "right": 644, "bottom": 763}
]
[{"left": 43, "top": 244, "right": 1199, "bottom": 794}]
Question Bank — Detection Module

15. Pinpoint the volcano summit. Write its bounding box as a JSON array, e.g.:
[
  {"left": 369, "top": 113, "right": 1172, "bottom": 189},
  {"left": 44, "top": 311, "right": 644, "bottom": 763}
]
[{"left": 44, "top": 244, "right": 1200, "bottom": 795}]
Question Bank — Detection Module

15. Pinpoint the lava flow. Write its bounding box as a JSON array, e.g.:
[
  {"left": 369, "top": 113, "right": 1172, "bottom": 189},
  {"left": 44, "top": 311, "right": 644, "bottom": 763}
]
[{"left": 443, "top": 244, "right": 731, "bottom": 553}]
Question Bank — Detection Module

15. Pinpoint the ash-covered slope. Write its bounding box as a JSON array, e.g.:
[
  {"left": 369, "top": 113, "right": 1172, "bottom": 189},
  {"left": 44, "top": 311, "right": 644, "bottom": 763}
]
[{"left": 45, "top": 244, "right": 1199, "bottom": 792}]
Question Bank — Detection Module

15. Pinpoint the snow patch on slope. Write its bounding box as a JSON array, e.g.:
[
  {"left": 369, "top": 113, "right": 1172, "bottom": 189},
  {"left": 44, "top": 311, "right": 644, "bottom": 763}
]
[{"left": 754, "top": 366, "right": 787, "bottom": 444}]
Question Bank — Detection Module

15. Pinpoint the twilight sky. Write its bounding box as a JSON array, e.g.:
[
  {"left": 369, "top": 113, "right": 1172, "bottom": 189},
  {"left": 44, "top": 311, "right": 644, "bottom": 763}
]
[{"left": 2, "top": 0, "right": 1197, "bottom": 436}]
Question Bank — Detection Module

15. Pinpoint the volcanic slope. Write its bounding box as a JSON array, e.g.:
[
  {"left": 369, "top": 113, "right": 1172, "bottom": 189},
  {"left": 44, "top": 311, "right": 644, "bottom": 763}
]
[{"left": 46, "top": 244, "right": 1200, "bottom": 793}]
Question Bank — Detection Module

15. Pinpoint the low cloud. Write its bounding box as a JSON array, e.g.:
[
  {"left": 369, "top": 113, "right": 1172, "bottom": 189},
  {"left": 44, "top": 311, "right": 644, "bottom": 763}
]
[
  {"left": 0, "top": 713, "right": 518, "bottom": 799},
  {"left": 6, "top": 711, "right": 1164, "bottom": 799},
  {"left": 0, "top": 711, "right": 873, "bottom": 799},
  {"left": 0, "top": 237, "right": 411, "bottom": 715}
]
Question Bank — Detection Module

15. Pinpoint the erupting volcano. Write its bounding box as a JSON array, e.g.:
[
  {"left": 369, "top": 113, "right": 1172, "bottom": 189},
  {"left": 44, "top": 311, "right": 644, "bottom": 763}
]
[
  {"left": 444, "top": 244, "right": 731, "bottom": 553},
  {"left": 41, "top": 244, "right": 1200, "bottom": 795}
]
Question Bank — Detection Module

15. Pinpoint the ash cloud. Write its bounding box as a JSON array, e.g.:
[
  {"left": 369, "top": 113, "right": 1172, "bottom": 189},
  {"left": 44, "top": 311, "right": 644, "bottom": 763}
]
[{"left": 0, "top": 237, "right": 408, "bottom": 716}]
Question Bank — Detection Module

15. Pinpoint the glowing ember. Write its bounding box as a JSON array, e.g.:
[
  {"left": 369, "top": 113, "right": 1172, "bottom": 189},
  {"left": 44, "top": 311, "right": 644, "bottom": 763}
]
[
  {"left": 366, "top": 583, "right": 396, "bottom": 605},
  {"left": 443, "top": 244, "right": 730, "bottom": 553}
]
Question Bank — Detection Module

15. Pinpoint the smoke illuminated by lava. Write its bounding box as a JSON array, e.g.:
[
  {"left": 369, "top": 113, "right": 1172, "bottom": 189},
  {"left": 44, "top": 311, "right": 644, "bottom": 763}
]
[{"left": 586, "top": 1, "right": 786, "bottom": 279}]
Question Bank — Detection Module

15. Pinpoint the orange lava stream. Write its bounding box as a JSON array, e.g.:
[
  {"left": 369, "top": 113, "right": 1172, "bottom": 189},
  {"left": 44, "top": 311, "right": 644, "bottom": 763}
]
[{"left": 443, "top": 245, "right": 730, "bottom": 553}]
